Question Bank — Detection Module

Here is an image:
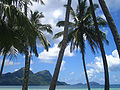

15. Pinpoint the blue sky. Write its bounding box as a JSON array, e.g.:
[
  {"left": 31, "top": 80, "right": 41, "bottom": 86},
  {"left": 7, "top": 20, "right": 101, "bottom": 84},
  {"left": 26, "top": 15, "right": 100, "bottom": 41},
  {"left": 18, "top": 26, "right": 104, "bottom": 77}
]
[{"left": 0, "top": 0, "right": 120, "bottom": 85}]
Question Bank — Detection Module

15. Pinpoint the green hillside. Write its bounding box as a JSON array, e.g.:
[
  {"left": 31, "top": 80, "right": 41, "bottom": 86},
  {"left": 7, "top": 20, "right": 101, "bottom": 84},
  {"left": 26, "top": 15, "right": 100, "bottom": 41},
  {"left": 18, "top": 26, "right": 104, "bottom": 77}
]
[{"left": 0, "top": 68, "right": 67, "bottom": 85}]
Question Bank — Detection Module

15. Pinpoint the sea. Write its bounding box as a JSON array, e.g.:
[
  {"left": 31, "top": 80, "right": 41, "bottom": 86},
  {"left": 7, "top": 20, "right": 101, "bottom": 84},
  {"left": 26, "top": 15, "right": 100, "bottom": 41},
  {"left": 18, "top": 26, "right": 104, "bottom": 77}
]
[{"left": 0, "top": 86, "right": 120, "bottom": 90}]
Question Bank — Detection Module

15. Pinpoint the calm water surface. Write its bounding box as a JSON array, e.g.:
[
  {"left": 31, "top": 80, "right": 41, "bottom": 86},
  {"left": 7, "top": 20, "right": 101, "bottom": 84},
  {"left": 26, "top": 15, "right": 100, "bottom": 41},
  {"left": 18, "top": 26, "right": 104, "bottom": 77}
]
[{"left": 0, "top": 86, "right": 119, "bottom": 90}]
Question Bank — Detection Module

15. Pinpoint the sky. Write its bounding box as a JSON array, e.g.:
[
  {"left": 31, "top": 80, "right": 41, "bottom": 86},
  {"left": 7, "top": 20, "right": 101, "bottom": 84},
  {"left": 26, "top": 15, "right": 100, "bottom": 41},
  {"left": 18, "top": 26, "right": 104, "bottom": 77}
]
[{"left": 0, "top": 0, "right": 120, "bottom": 85}]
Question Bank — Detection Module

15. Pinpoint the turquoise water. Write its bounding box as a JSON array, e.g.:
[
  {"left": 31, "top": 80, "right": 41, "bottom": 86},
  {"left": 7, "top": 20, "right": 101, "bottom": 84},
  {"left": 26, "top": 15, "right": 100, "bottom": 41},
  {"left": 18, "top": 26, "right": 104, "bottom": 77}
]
[{"left": 0, "top": 86, "right": 120, "bottom": 90}]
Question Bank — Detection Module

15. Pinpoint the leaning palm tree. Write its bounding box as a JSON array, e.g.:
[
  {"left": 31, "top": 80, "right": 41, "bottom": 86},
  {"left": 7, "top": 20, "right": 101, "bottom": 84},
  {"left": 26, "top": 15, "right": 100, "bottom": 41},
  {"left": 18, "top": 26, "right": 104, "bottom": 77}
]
[
  {"left": 49, "top": 0, "right": 72, "bottom": 90},
  {"left": 54, "top": 0, "right": 108, "bottom": 90},
  {"left": 98, "top": 0, "right": 120, "bottom": 58},
  {"left": 89, "top": 0, "right": 109, "bottom": 89}
]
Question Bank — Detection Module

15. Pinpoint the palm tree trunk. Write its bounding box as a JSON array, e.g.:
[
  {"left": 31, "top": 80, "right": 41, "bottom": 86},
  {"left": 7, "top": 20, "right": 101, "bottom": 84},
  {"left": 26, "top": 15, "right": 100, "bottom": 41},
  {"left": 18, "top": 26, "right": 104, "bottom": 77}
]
[
  {"left": 22, "top": 47, "right": 31, "bottom": 90},
  {"left": 22, "top": 2, "right": 29, "bottom": 89},
  {"left": 49, "top": 0, "right": 72, "bottom": 90},
  {"left": 98, "top": 0, "right": 120, "bottom": 58},
  {"left": 22, "top": 46, "right": 32, "bottom": 90},
  {"left": 49, "top": 46, "right": 66, "bottom": 90},
  {"left": 0, "top": 54, "right": 7, "bottom": 78},
  {"left": 82, "top": 53, "right": 90, "bottom": 90},
  {"left": 89, "top": 0, "right": 109, "bottom": 90}
]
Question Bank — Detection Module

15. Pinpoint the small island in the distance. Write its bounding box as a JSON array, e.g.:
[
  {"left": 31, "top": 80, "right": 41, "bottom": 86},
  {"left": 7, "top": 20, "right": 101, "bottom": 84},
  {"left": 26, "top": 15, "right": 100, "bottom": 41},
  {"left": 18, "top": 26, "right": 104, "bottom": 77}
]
[{"left": 0, "top": 68, "right": 120, "bottom": 88}]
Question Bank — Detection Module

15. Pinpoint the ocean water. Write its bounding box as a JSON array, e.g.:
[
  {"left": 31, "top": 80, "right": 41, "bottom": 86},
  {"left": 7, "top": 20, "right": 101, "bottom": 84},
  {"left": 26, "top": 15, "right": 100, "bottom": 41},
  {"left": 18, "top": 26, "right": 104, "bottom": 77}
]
[{"left": 0, "top": 86, "right": 120, "bottom": 90}]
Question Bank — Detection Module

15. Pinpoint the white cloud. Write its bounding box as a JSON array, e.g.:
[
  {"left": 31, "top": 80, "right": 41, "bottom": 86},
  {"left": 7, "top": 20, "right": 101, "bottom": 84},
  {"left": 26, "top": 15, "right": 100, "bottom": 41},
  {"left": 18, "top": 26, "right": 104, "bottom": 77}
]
[
  {"left": 30, "top": 68, "right": 32, "bottom": 71},
  {"left": 14, "top": 67, "right": 32, "bottom": 71},
  {"left": 87, "top": 49, "right": 120, "bottom": 78},
  {"left": 38, "top": 44, "right": 74, "bottom": 63},
  {"left": 30, "top": 60, "right": 34, "bottom": 64},
  {"left": 14, "top": 69, "right": 19, "bottom": 72},
  {"left": 53, "top": 9, "right": 63, "bottom": 19},
  {"left": 0, "top": 60, "right": 21, "bottom": 66},
  {"left": 59, "top": 77, "right": 82, "bottom": 85},
  {"left": 40, "top": 59, "right": 54, "bottom": 64},
  {"left": 60, "top": 60, "right": 66, "bottom": 71},
  {"left": 87, "top": 69, "right": 95, "bottom": 78},
  {"left": 69, "top": 72, "right": 75, "bottom": 75}
]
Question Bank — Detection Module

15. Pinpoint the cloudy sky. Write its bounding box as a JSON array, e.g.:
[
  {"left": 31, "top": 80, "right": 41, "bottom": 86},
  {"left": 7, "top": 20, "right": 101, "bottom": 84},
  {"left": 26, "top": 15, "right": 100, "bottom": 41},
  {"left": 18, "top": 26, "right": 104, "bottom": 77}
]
[{"left": 0, "top": 0, "right": 120, "bottom": 85}]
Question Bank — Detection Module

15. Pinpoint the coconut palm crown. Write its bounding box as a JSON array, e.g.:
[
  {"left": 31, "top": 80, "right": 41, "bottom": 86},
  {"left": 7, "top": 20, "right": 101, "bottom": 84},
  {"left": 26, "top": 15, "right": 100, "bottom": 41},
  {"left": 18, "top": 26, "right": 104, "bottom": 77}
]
[{"left": 54, "top": 0, "right": 108, "bottom": 52}]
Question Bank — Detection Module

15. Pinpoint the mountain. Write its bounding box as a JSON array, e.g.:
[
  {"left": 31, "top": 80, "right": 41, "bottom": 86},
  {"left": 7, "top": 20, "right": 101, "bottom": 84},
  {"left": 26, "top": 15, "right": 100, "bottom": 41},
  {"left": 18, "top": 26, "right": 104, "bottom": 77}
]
[
  {"left": 89, "top": 82, "right": 100, "bottom": 86},
  {"left": 73, "top": 82, "right": 120, "bottom": 88},
  {"left": 73, "top": 82, "right": 100, "bottom": 86},
  {"left": 0, "top": 68, "right": 67, "bottom": 85},
  {"left": 73, "top": 83, "right": 84, "bottom": 86}
]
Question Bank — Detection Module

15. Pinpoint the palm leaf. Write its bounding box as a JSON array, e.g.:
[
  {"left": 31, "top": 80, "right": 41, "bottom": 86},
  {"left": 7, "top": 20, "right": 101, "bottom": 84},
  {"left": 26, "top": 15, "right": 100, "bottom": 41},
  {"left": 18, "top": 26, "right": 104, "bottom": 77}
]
[
  {"left": 32, "top": 0, "right": 45, "bottom": 5},
  {"left": 56, "top": 21, "right": 75, "bottom": 28},
  {"left": 37, "top": 30, "right": 50, "bottom": 51},
  {"left": 38, "top": 24, "right": 53, "bottom": 35},
  {"left": 53, "top": 31, "right": 64, "bottom": 39}
]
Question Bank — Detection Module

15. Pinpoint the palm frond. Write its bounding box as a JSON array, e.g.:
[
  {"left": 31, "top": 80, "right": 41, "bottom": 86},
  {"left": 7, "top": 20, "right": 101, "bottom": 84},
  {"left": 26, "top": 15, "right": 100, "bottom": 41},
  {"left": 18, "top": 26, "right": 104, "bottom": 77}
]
[
  {"left": 96, "top": 16, "right": 107, "bottom": 27},
  {"left": 7, "top": 46, "right": 18, "bottom": 60},
  {"left": 39, "top": 24, "right": 53, "bottom": 35},
  {"left": 56, "top": 21, "right": 75, "bottom": 28},
  {"left": 32, "top": 0, "right": 45, "bottom": 5},
  {"left": 37, "top": 30, "right": 50, "bottom": 51},
  {"left": 53, "top": 31, "right": 64, "bottom": 39}
]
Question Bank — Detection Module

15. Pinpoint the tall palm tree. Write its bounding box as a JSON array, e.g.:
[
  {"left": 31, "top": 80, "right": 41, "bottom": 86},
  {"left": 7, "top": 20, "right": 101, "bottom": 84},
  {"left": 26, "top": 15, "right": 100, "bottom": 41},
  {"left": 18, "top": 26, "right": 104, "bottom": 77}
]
[
  {"left": 22, "top": 10, "right": 52, "bottom": 90},
  {"left": 0, "top": 3, "right": 18, "bottom": 78},
  {"left": 89, "top": 0, "right": 109, "bottom": 90},
  {"left": 22, "top": 0, "right": 45, "bottom": 90},
  {"left": 22, "top": 0, "right": 32, "bottom": 89},
  {"left": 54, "top": 0, "right": 108, "bottom": 90},
  {"left": 0, "top": 3, "right": 50, "bottom": 88},
  {"left": 0, "top": 0, "right": 23, "bottom": 78},
  {"left": 0, "top": 1, "right": 37, "bottom": 78},
  {"left": 98, "top": 0, "right": 120, "bottom": 58},
  {"left": 49, "top": 0, "right": 72, "bottom": 90}
]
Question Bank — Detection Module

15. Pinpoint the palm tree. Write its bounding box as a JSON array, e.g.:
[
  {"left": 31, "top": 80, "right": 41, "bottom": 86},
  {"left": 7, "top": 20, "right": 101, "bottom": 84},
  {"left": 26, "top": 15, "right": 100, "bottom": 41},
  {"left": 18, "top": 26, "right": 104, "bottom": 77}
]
[
  {"left": 98, "top": 0, "right": 120, "bottom": 58},
  {"left": 0, "top": 2, "right": 50, "bottom": 87},
  {"left": 0, "top": 3, "right": 19, "bottom": 75},
  {"left": 22, "top": 10, "right": 52, "bottom": 90},
  {"left": 0, "top": 1, "right": 22, "bottom": 78},
  {"left": 49, "top": 0, "right": 72, "bottom": 90},
  {"left": 22, "top": 0, "right": 45, "bottom": 90},
  {"left": 0, "top": 1, "right": 37, "bottom": 78},
  {"left": 89, "top": 0, "right": 109, "bottom": 90},
  {"left": 54, "top": 0, "right": 108, "bottom": 90}
]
